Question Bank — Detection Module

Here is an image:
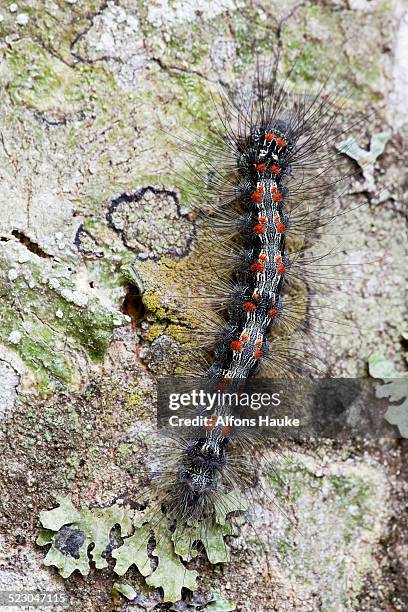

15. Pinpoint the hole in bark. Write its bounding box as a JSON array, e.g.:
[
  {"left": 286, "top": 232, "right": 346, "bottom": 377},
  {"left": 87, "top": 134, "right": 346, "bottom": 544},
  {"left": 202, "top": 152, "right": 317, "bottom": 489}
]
[{"left": 122, "top": 284, "right": 145, "bottom": 326}]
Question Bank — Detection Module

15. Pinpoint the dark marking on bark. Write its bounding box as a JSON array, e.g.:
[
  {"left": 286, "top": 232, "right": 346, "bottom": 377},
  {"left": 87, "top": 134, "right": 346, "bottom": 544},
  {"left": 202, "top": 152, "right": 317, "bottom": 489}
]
[
  {"left": 11, "top": 230, "right": 51, "bottom": 259},
  {"left": 74, "top": 225, "right": 104, "bottom": 258}
]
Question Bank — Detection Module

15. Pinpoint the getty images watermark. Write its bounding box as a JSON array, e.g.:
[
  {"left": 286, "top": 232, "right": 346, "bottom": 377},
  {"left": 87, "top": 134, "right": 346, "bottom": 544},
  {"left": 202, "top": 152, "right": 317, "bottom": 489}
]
[
  {"left": 157, "top": 377, "right": 407, "bottom": 439},
  {"left": 0, "top": 591, "right": 68, "bottom": 607},
  {"left": 166, "top": 387, "right": 300, "bottom": 428},
  {"left": 168, "top": 388, "right": 282, "bottom": 410}
]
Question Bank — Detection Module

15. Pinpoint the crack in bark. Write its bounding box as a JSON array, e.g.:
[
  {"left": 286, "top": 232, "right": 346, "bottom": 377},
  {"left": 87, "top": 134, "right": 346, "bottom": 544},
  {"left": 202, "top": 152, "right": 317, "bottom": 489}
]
[
  {"left": 150, "top": 56, "right": 218, "bottom": 85},
  {"left": 69, "top": 0, "right": 120, "bottom": 66},
  {"left": 11, "top": 230, "right": 52, "bottom": 259}
]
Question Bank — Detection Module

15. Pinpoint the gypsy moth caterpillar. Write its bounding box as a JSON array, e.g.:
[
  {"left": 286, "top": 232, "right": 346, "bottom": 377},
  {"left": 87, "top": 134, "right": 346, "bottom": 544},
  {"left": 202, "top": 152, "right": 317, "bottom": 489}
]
[{"left": 134, "top": 56, "right": 371, "bottom": 596}]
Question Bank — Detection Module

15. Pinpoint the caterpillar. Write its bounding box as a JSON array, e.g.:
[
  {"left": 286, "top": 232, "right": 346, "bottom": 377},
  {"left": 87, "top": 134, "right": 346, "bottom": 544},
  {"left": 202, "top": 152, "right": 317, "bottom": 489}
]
[{"left": 151, "top": 60, "right": 356, "bottom": 534}]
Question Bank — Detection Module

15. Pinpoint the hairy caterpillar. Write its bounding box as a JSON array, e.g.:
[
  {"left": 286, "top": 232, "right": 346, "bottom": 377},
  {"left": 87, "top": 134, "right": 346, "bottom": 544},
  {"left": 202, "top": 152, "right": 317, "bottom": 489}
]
[{"left": 151, "top": 60, "right": 357, "bottom": 535}]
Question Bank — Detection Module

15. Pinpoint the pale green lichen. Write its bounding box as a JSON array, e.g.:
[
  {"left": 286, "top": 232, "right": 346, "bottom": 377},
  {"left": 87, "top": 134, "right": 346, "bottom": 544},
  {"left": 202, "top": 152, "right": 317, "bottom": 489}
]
[
  {"left": 204, "top": 593, "right": 237, "bottom": 611},
  {"left": 281, "top": 3, "right": 387, "bottom": 101},
  {"left": 0, "top": 242, "right": 128, "bottom": 394},
  {"left": 266, "top": 454, "right": 388, "bottom": 609},
  {"left": 6, "top": 40, "right": 83, "bottom": 113},
  {"left": 112, "top": 582, "right": 138, "bottom": 601},
  {"left": 0, "top": 0, "right": 103, "bottom": 62},
  {"left": 338, "top": 131, "right": 391, "bottom": 191},
  {"left": 368, "top": 353, "right": 408, "bottom": 437},
  {"left": 38, "top": 492, "right": 247, "bottom": 603},
  {"left": 145, "top": 522, "right": 199, "bottom": 602}
]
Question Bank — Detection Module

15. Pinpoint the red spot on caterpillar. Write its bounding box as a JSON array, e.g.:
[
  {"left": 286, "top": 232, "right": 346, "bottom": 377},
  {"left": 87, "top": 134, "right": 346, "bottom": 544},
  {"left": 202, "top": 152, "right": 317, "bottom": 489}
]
[
  {"left": 274, "top": 255, "right": 282, "bottom": 262},
  {"left": 258, "top": 253, "right": 268, "bottom": 261},
  {"left": 243, "top": 301, "right": 255, "bottom": 312},
  {"left": 253, "top": 223, "right": 266, "bottom": 234},
  {"left": 276, "top": 222, "right": 285, "bottom": 233},
  {"left": 255, "top": 163, "right": 267, "bottom": 172},
  {"left": 268, "top": 307, "right": 278, "bottom": 318},
  {"left": 277, "top": 137, "right": 286, "bottom": 148},
  {"left": 222, "top": 426, "right": 231, "bottom": 436},
  {"left": 273, "top": 191, "right": 282, "bottom": 202},
  {"left": 230, "top": 340, "right": 244, "bottom": 351},
  {"left": 277, "top": 263, "right": 286, "bottom": 274},
  {"left": 271, "top": 164, "right": 280, "bottom": 174},
  {"left": 258, "top": 215, "right": 268, "bottom": 223},
  {"left": 240, "top": 333, "right": 249, "bottom": 341},
  {"left": 250, "top": 191, "right": 263, "bottom": 203},
  {"left": 254, "top": 349, "right": 263, "bottom": 359},
  {"left": 250, "top": 262, "right": 265, "bottom": 273},
  {"left": 255, "top": 339, "right": 263, "bottom": 347},
  {"left": 265, "top": 132, "right": 275, "bottom": 142}
]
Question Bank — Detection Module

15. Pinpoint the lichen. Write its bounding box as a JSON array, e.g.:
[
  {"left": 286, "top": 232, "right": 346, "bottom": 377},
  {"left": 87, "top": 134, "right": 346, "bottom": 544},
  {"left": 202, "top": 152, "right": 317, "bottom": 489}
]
[
  {"left": 266, "top": 454, "right": 388, "bottom": 609},
  {"left": 6, "top": 40, "right": 83, "bottom": 114},
  {"left": 38, "top": 492, "right": 247, "bottom": 603},
  {"left": 0, "top": 242, "right": 129, "bottom": 394},
  {"left": 368, "top": 353, "right": 408, "bottom": 437}
]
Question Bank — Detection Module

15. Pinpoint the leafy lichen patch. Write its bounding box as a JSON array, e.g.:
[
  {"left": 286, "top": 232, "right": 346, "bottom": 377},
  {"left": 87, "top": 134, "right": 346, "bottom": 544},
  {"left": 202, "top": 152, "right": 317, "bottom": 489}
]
[
  {"left": 369, "top": 352, "right": 408, "bottom": 437},
  {"left": 38, "top": 492, "right": 246, "bottom": 603}
]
